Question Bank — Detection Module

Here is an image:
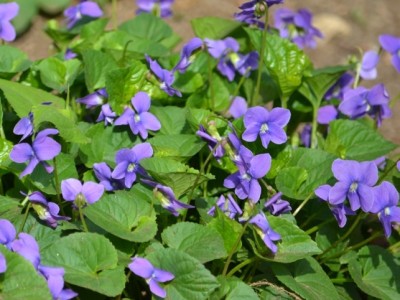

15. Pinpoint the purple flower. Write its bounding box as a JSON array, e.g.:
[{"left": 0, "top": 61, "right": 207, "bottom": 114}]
[
  {"left": 136, "top": 0, "right": 175, "bottom": 18},
  {"left": 324, "top": 73, "right": 354, "bottom": 101},
  {"left": 96, "top": 104, "right": 117, "bottom": 126},
  {"left": 61, "top": 178, "right": 104, "bottom": 205},
  {"left": 274, "top": 8, "right": 323, "bottom": 49},
  {"left": 249, "top": 212, "right": 281, "bottom": 253},
  {"left": 10, "top": 129, "right": 61, "bottom": 178},
  {"left": 360, "top": 50, "right": 379, "bottom": 80},
  {"left": 208, "top": 194, "right": 243, "bottom": 219},
  {"left": 300, "top": 124, "right": 311, "bottom": 148},
  {"left": 0, "top": 219, "right": 16, "bottom": 249},
  {"left": 373, "top": 156, "right": 387, "bottom": 170},
  {"left": 114, "top": 92, "right": 161, "bottom": 139},
  {"left": 397, "top": 161, "right": 400, "bottom": 172},
  {"left": 315, "top": 184, "right": 354, "bottom": 228},
  {"left": 196, "top": 125, "right": 225, "bottom": 160},
  {"left": 173, "top": 37, "right": 203, "bottom": 73},
  {"left": 129, "top": 257, "right": 174, "bottom": 298},
  {"left": 64, "top": 49, "right": 77, "bottom": 60},
  {"left": 64, "top": 1, "right": 103, "bottom": 29},
  {"left": 112, "top": 143, "right": 153, "bottom": 188},
  {"left": 0, "top": 253, "right": 6, "bottom": 273},
  {"left": 93, "top": 162, "right": 124, "bottom": 191},
  {"left": 224, "top": 145, "right": 271, "bottom": 202},
  {"left": 229, "top": 96, "right": 248, "bottom": 119},
  {"left": 142, "top": 179, "right": 194, "bottom": 216},
  {"left": 317, "top": 105, "right": 338, "bottom": 125},
  {"left": 243, "top": 106, "right": 291, "bottom": 148},
  {"left": 235, "top": 51, "right": 259, "bottom": 76},
  {"left": 379, "top": 34, "right": 400, "bottom": 73},
  {"left": 234, "top": 0, "right": 284, "bottom": 27},
  {"left": 11, "top": 233, "right": 41, "bottom": 269},
  {"left": 0, "top": 2, "right": 19, "bottom": 42},
  {"left": 370, "top": 181, "right": 400, "bottom": 237},
  {"left": 264, "top": 192, "right": 291, "bottom": 216},
  {"left": 28, "top": 191, "right": 70, "bottom": 228},
  {"left": 76, "top": 88, "right": 108, "bottom": 109},
  {"left": 328, "top": 159, "right": 378, "bottom": 212},
  {"left": 38, "top": 265, "right": 78, "bottom": 300},
  {"left": 146, "top": 55, "right": 181, "bottom": 97},
  {"left": 13, "top": 112, "right": 33, "bottom": 142}
]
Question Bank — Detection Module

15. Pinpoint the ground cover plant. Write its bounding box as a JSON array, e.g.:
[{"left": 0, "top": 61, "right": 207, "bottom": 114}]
[{"left": 0, "top": 0, "right": 400, "bottom": 299}]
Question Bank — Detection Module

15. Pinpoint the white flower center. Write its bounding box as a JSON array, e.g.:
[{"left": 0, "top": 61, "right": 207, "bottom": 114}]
[
  {"left": 134, "top": 114, "right": 141, "bottom": 122},
  {"left": 127, "top": 163, "right": 136, "bottom": 172},
  {"left": 260, "top": 123, "right": 269, "bottom": 134},
  {"left": 349, "top": 182, "right": 358, "bottom": 193}
]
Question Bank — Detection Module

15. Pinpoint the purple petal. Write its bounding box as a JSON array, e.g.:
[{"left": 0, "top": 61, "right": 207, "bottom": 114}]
[
  {"left": 80, "top": 2, "right": 103, "bottom": 18},
  {"left": 249, "top": 153, "right": 271, "bottom": 179},
  {"left": 82, "top": 182, "right": 104, "bottom": 204},
  {"left": 132, "top": 92, "right": 151, "bottom": 113},
  {"left": 315, "top": 184, "right": 331, "bottom": 201},
  {"left": 33, "top": 136, "right": 61, "bottom": 162},
  {"left": 379, "top": 34, "right": 400, "bottom": 54},
  {"left": 331, "top": 159, "right": 357, "bottom": 183},
  {"left": 111, "top": 162, "right": 129, "bottom": 179},
  {"left": 129, "top": 257, "right": 154, "bottom": 279},
  {"left": 153, "top": 268, "right": 175, "bottom": 282},
  {"left": 244, "top": 106, "right": 269, "bottom": 127},
  {"left": 114, "top": 108, "right": 134, "bottom": 126},
  {"left": 0, "top": 20, "right": 16, "bottom": 43},
  {"left": 124, "top": 172, "right": 137, "bottom": 188},
  {"left": 10, "top": 143, "right": 33, "bottom": 163},
  {"left": 358, "top": 161, "right": 378, "bottom": 186},
  {"left": 0, "top": 2, "right": 19, "bottom": 21},
  {"left": 11, "top": 233, "right": 40, "bottom": 269},
  {"left": 391, "top": 54, "right": 400, "bottom": 73},
  {"left": 149, "top": 279, "right": 167, "bottom": 298},
  {"left": 0, "top": 219, "right": 16, "bottom": 248},
  {"left": 61, "top": 179, "right": 82, "bottom": 201},
  {"left": 268, "top": 107, "right": 291, "bottom": 127},
  {"left": 13, "top": 117, "right": 33, "bottom": 141},
  {"left": 20, "top": 157, "right": 40, "bottom": 177},
  {"left": 229, "top": 96, "right": 248, "bottom": 119},
  {"left": 141, "top": 112, "right": 161, "bottom": 131},
  {"left": 248, "top": 179, "right": 262, "bottom": 202},
  {"left": 131, "top": 143, "right": 153, "bottom": 161},
  {"left": 267, "top": 123, "right": 288, "bottom": 145},
  {"left": 357, "top": 184, "right": 374, "bottom": 212},
  {"left": 242, "top": 124, "right": 260, "bottom": 143},
  {"left": 317, "top": 105, "right": 338, "bottom": 124},
  {"left": 329, "top": 181, "right": 349, "bottom": 205}
]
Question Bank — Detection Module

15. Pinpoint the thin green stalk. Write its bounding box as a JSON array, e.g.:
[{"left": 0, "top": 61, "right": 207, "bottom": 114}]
[
  {"left": 78, "top": 205, "right": 89, "bottom": 232},
  {"left": 227, "top": 256, "right": 258, "bottom": 277},
  {"left": 293, "top": 192, "right": 314, "bottom": 217},
  {"left": 305, "top": 219, "right": 334, "bottom": 235},
  {"left": 0, "top": 126, "right": 5, "bottom": 139},
  {"left": 389, "top": 240, "right": 400, "bottom": 252},
  {"left": 378, "top": 160, "right": 399, "bottom": 184},
  {"left": 232, "top": 71, "right": 249, "bottom": 100},
  {"left": 53, "top": 158, "right": 62, "bottom": 205},
  {"left": 0, "top": 176, "right": 3, "bottom": 195},
  {"left": 207, "top": 56, "right": 215, "bottom": 110},
  {"left": 18, "top": 203, "right": 31, "bottom": 233},
  {"left": 252, "top": 9, "right": 269, "bottom": 107},
  {"left": 310, "top": 106, "right": 318, "bottom": 148},
  {"left": 222, "top": 222, "right": 249, "bottom": 276}
]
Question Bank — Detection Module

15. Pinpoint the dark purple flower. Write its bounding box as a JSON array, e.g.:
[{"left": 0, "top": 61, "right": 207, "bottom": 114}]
[
  {"left": 112, "top": 143, "right": 153, "bottom": 188},
  {"left": 235, "top": 51, "right": 259, "bottom": 76},
  {"left": 379, "top": 34, "right": 400, "bottom": 73},
  {"left": 224, "top": 145, "right": 271, "bottom": 202},
  {"left": 264, "top": 192, "right": 292, "bottom": 216},
  {"left": 360, "top": 50, "right": 379, "bottom": 80},
  {"left": 229, "top": 96, "right": 248, "bottom": 119},
  {"left": 93, "top": 162, "right": 124, "bottom": 191},
  {"left": 96, "top": 104, "right": 117, "bottom": 126},
  {"left": 114, "top": 92, "right": 161, "bottom": 139},
  {"left": 146, "top": 55, "right": 181, "bottom": 97},
  {"left": 129, "top": 257, "right": 174, "bottom": 298},
  {"left": 208, "top": 194, "right": 243, "bottom": 219},
  {"left": 64, "top": 1, "right": 103, "bottom": 29},
  {"left": 64, "top": 49, "right": 77, "bottom": 60},
  {"left": 136, "top": 0, "right": 174, "bottom": 18},
  {"left": 274, "top": 8, "right": 323, "bottom": 49},
  {"left": 0, "top": 253, "right": 6, "bottom": 273},
  {"left": 0, "top": 2, "right": 19, "bottom": 42},
  {"left": 142, "top": 179, "right": 194, "bottom": 216},
  {"left": 317, "top": 105, "right": 338, "bottom": 125},
  {"left": 300, "top": 124, "right": 311, "bottom": 148},
  {"left": 315, "top": 184, "right": 355, "bottom": 228},
  {"left": 196, "top": 124, "right": 225, "bottom": 160},
  {"left": 28, "top": 191, "right": 70, "bottom": 228},
  {"left": 10, "top": 129, "right": 61, "bottom": 178},
  {"left": 234, "top": 0, "right": 284, "bottom": 27},
  {"left": 328, "top": 159, "right": 378, "bottom": 212},
  {"left": 173, "top": 37, "right": 203, "bottom": 73},
  {"left": 370, "top": 181, "right": 400, "bottom": 237},
  {"left": 13, "top": 112, "right": 33, "bottom": 142},
  {"left": 11, "top": 233, "right": 41, "bottom": 269},
  {"left": 76, "top": 88, "right": 108, "bottom": 109},
  {"left": 0, "top": 219, "right": 16, "bottom": 249},
  {"left": 38, "top": 265, "right": 78, "bottom": 300},
  {"left": 324, "top": 73, "right": 354, "bottom": 101},
  {"left": 249, "top": 212, "right": 281, "bottom": 253},
  {"left": 61, "top": 178, "right": 104, "bottom": 205},
  {"left": 243, "top": 106, "right": 291, "bottom": 148}
]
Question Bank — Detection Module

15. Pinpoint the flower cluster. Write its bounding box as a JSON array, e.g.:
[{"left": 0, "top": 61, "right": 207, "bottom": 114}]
[{"left": 136, "top": 0, "right": 175, "bottom": 18}]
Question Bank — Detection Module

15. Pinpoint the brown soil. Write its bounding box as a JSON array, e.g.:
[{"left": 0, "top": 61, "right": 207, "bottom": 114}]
[{"left": 12, "top": 0, "right": 400, "bottom": 147}]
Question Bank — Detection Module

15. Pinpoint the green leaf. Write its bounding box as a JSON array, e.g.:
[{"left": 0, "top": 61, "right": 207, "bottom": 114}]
[
  {"left": 174, "top": 71, "right": 204, "bottom": 94},
  {"left": 325, "top": 120, "right": 397, "bottom": 161},
  {"left": 0, "top": 195, "right": 21, "bottom": 221},
  {"left": 271, "top": 257, "right": 341, "bottom": 300},
  {"left": 0, "top": 137, "right": 12, "bottom": 166},
  {"left": 0, "top": 45, "right": 31, "bottom": 78},
  {"left": 211, "top": 276, "right": 258, "bottom": 300},
  {"left": 0, "top": 78, "right": 64, "bottom": 117},
  {"left": 41, "top": 232, "right": 125, "bottom": 297},
  {"left": 84, "top": 187, "right": 157, "bottom": 242},
  {"left": 0, "top": 246, "right": 52, "bottom": 300},
  {"left": 146, "top": 248, "right": 220, "bottom": 300},
  {"left": 140, "top": 157, "right": 214, "bottom": 197},
  {"left": 191, "top": 17, "right": 240, "bottom": 39},
  {"left": 151, "top": 106, "right": 187, "bottom": 135},
  {"left": 348, "top": 246, "right": 400, "bottom": 299},
  {"left": 275, "top": 148, "right": 336, "bottom": 200},
  {"left": 32, "top": 104, "right": 90, "bottom": 144},
  {"left": 162, "top": 222, "right": 226, "bottom": 263}
]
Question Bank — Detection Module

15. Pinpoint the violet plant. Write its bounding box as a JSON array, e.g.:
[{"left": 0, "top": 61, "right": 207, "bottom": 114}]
[{"left": 0, "top": 1, "right": 399, "bottom": 299}]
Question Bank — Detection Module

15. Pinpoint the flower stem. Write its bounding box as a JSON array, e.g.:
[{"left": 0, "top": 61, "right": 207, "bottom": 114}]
[
  {"left": 222, "top": 222, "right": 249, "bottom": 276},
  {"left": 18, "top": 203, "right": 31, "bottom": 233},
  {"left": 227, "top": 256, "right": 258, "bottom": 277},
  {"left": 305, "top": 219, "right": 334, "bottom": 235},
  {"left": 252, "top": 9, "right": 269, "bottom": 107},
  {"left": 293, "top": 191, "right": 314, "bottom": 217},
  {"left": 311, "top": 106, "right": 318, "bottom": 148},
  {"left": 78, "top": 205, "right": 89, "bottom": 232},
  {"left": 207, "top": 56, "right": 215, "bottom": 111},
  {"left": 232, "top": 70, "right": 250, "bottom": 100},
  {"left": 53, "top": 158, "right": 62, "bottom": 205}
]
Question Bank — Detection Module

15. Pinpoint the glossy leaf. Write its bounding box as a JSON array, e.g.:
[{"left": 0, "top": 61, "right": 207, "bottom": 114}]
[{"left": 191, "top": 17, "right": 240, "bottom": 39}]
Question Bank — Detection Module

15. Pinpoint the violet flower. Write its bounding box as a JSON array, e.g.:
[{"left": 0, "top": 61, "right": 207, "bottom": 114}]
[
  {"left": 13, "top": 112, "right": 34, "bottom": 142},
  {"left": 0, "top": 219, "right": 16, "bottom": 249},
  {"left": 93, "top": 162, "right": 124, "bottom": 191},
  {"left": 264, "top": 192, "right": 292, "bottom": 216},
  {"left": 360, "top": 50, "right": 379, "bottom": 80},
  {"left": 76, "top": 88, "right": 108, "bottom": 109},
  {"left": 129, "top": 257, "right": 174, "bottom": 298},
  {"left": 243, "top": 106, "right": 291, "bottom": 148},
  {"left": 10, "top": 129, "right": 61, "bottom": 178},
  {"left": 274, "top": 8, "right": 323, "bottom": 49},
  {"left": 317, "top": 105, "right": 338, "bottom": 125},
  {"left": 173, "top": 37, "right": 203, "bottom": 73},
  {"left": 114, "top": 92, "right": 161, "bottom": 139},
  {"left": 249, "top": 212, "right": 281, "bottom": 253},
  {"left": 136, "top": 0, "right": 174, "bottom": 18},
  {"left": 229, "top": 96, "right": 248, "bottom": 119},
  {"left": 235, "top": 51, "right": 259, "bottom": 76},
  {"left": 328, "top": 159, "right": 378, "bottom": 212},
  {"left": 96, "top": 104, "right": 117, "bottom": 126},
  {"left": 0, "top": 253, "right": 6, "bottom": 273},
  {"left": 196, "top": 125, "right": 225, "bottom": 160},
  {"left": 0, "top": 2, "right": 19, "bottom": 42},
  {"left": 61, "top": 178, "right": 104, "bottom": 206},
  {"left": 11, "top": 233, "right": 41, "bottom": 269},
  {"left": 64, "top": 1, "right": 103, "bottom": 29},
  {"left": 224, "top": 145, "right": 271, "bottom": 202},
  {"left": 64, "top": 49, "right": 77, "bottom": 60},
  {"left": 142, "top": 179, "right": 194, "bottom": 216},
  {"left": 234, "top": 0, "right": 284, "bottom": 28},
  {"left": 208, "top": 194, "right": 243, "bottom": 219},
  {"left": 379, "top": 34, "right": 400, "bottom": 73},
  {"left": 112, "top": 143, "right": 153, "bottom": 188},
  {"left": 370, "top": 181, "right": 400, "bottom": 238},
  {"left": 38, "top": 266, "right": 78, "bottom": 300},
  {"left": 300, "top": 124, "right": 311, "bottom": 148},
  {"left": 324, "top": 73, "right": 354, "bottom": 101},
  {"left": 28, "top": 191, "right": 70, "bottom": 228},
  {"left": 146, "top": 55, "right": 181, "bottom": 97}
]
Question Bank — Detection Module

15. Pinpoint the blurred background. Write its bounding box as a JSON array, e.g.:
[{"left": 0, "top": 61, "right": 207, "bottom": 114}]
[{"left": 8, "top": 0, "right": 400, "bottom": 146}]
